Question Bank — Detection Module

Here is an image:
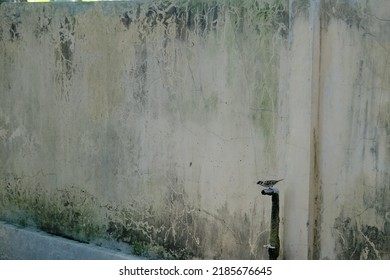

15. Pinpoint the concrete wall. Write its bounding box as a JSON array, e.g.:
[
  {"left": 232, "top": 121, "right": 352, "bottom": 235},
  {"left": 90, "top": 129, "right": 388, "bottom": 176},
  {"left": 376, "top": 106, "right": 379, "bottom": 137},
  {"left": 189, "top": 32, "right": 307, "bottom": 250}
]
[
  {"left": 317, "top": 1, "right": 390, "bottom": 259},
  {"left": 0, "top": 0, "right": 389, "bottom": 259}
]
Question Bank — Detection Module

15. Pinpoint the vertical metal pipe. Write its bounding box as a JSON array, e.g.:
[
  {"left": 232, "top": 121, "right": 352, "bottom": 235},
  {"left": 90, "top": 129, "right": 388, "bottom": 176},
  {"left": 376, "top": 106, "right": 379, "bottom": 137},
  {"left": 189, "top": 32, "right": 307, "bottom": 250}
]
[
  {"left": 261, "top": 188, "right": 280, "bottom": 260},
  {"left": 269, "top": 192, "right": 280, "bottom": 260}
]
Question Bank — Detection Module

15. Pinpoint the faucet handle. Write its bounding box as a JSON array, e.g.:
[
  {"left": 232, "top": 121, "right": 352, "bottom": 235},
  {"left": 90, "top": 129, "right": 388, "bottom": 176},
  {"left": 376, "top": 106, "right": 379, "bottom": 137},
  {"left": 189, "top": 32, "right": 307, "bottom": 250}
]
[{"left": 263, "top": 244, "right": 275, "bottom": 249}]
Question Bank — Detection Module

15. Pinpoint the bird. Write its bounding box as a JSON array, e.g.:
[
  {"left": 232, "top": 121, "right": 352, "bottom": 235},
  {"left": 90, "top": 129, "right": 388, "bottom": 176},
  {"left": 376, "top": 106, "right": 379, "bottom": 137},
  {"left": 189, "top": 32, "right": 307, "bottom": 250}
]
[{"left": 257, "top": 179, "right": 283, "bottom": 188}]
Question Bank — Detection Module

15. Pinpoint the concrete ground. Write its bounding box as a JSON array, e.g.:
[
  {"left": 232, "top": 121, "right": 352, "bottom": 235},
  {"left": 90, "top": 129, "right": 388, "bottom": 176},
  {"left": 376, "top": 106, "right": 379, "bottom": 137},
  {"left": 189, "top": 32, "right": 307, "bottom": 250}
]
[{"left": 0, "top": 222, "right": 142, "bottom": 260}]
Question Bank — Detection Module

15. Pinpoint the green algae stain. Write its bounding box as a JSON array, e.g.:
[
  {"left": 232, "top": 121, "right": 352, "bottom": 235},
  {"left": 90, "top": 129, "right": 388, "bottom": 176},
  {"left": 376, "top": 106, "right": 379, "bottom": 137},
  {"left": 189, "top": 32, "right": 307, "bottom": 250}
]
[
  {"left": 222, "top": 1, "right": 285, "bottom": 160},
  {"left": 334, "top": 215, "right": 389, "bottom": 259},
  {"left": 0, "top": 176, "right": 105, "bottom": 243},
  {"left": 0, "top": 0, "right": 292, "bottom": 259}
]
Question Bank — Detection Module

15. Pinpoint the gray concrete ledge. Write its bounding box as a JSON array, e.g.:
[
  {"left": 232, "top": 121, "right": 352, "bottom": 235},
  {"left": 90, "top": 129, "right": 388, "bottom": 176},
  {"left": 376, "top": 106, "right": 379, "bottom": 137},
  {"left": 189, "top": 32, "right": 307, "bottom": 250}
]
[{"left": 0, "top": 222, "right": 142, "bottom": 260}]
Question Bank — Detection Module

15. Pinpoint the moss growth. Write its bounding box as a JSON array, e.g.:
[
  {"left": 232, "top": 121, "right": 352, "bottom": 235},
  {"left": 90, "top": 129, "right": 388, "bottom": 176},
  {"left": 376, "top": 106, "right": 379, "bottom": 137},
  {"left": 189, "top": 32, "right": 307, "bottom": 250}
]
[
  {"left": 131, "top": 241, "right": 192, "bottom": 259},
  {"left": 103, "top": 185, "right": 197, "bottom": 259},
  {"left": 334, "top": 216, "right": 388, "bottom": 259},
  {"left": 289, "top": 0, "right": 311, "bottom": 20},
  {"left": 322, "top": 0, "right": 367, "bottom": 28},
  {"left": 130, "top": 0, "right": 287, "bottom": 141},
  {"left": 0, "top": 169, "right": 270, "bottom": 259},
  {"left": 221, "top": 1, "right": 286, "bottom": 154},
  {"left": 0, "top": 0, "right": 291, "bottom": 259},
  {"left": 0, "top": 176, "right": 105, "bottom": 243},
  {"left": 0, "top": 174, "right": 195, "bottom": 259}
]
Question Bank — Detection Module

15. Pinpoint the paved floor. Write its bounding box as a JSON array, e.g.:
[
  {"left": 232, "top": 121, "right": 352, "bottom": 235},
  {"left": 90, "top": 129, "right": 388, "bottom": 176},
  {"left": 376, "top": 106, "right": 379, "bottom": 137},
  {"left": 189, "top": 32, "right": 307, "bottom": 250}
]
[{"left": 0, "top": 221, "right": 142, "bottom": 260}]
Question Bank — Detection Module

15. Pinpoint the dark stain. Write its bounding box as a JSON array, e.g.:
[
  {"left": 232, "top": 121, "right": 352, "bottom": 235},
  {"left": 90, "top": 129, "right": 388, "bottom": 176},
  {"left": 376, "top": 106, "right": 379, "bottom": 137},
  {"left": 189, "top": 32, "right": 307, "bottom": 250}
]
[
  {"left": 370, "top": 140, "right": 378, "bottom": 164},
  {"left": 122, "top": 13, "right": 132, "bottom": 29},
  {"left": 120, "top": 4, "right": 143, "bottom": 30},
  {"left": 186, "top": 8, "right": 195, "bottom": 31},
  {"left": 358, "top": 60, "right": 364, "bottom": 79},
  {"left": 322, "top": 0, "right": 364, "bottom": 29},
  {"left": 8, "top": 12, "right": 22, "bottom": 42},
  {"left": 334, "top": 216, "right": 389, "bottom": 259},
  {"left": 144, "top": 3, "right": 178, "bottom": 29},
  {"left": 385, "top": 220, "right": 390, "bottom": 236},
  {"left": 132, "top": 44, "right": 148, "bottom": 108},
  {"left": 35, "top": 14, "right": 52, "bottom": 38},
  {"left": 362, "top": 100, "right": 369, "bottom": 158},
  {"left": 10, "top": 23, "right": 20, "bottom": 41},
  {"left": 310, "top": 128, "right": 322, "bottom": 259},
  {"left": 138, "top": 1, "right": 220, "bottom": 43},
  {"left": 185, "top": 2, "right": 218, "bottom": 35},
  {"left": 198, "top": 6, "right": 207, "bottom": 33},
  {"left": 0, "top": 176, "right": 104, "bottom": 243},
  {"left": 54, "top": 15, "right": 75, "bottom": 101},
  {"left": 212, "top": 5, "right": 219, "bottom": 29},
  {"left": 1, "top": 171, "right": 269, "bottom": 259},
  {"left": 105, "top": 199, "right": 195, "bottom": 259},
  {"left": 107, "top": 220, "right": 149, "bottom": 244},
  {"left": 59, "top": 16, "right": 75, "bottom": 63}
]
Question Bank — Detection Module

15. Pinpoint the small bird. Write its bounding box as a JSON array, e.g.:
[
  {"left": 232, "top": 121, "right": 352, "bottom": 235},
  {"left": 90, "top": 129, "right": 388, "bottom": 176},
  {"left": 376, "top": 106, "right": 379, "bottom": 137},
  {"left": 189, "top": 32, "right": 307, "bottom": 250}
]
[{"left": 257, "top": 179, "right": 283, "bottom": 188}]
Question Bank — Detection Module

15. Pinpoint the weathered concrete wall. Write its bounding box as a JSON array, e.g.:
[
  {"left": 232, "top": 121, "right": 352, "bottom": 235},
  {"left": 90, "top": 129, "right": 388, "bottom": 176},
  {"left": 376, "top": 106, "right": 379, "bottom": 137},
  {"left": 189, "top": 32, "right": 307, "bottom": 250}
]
[
  {"left": 0, "top": 0, "right": 389, "bottom": 259},
  {"left": 316, "top": 0, "right": 390, "bottom": 259},
  {"left": 0, "top": 0, "right": 291, "bottom": 259}
]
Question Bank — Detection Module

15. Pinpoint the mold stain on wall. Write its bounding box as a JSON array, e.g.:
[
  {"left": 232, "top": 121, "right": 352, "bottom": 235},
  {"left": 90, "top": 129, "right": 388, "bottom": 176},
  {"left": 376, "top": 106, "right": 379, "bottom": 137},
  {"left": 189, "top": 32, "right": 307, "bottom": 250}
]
[
  {"left": 2, "top": 0, "right": 389, "bottom": 260},
  {"left": 320, "top": 0, "right": 390, "bottom": 259},
  {"left": 0, "top": 0, "right": 290, "bottom": 260},
  {"left": 0, "top": 173, "right": 103, "bottom": 243},
  {"left": 55, "top": 16, "right": 75, "bottom": 102},
  {"left": 334, "top": 215, "right": 388, "bottom": 259},
  {"left": 34, "top": 6, "right": 52, "bottom": 39},
  {"left": 0, "top": 171, "right": 268, "bottom": 259}
]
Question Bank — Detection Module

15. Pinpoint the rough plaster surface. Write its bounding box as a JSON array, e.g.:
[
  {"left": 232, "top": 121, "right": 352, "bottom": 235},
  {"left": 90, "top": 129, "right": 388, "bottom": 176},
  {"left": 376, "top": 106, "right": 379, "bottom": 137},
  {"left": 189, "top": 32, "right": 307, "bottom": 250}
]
[
  {"left": 0, "top": 0, "right": 389, "bottom": 259},
  {"left": 318, "top": 1, "right": 390, "bottom": 259},
  {"left": 0, "top": 1, "right": 289, "bottom": 259}
]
